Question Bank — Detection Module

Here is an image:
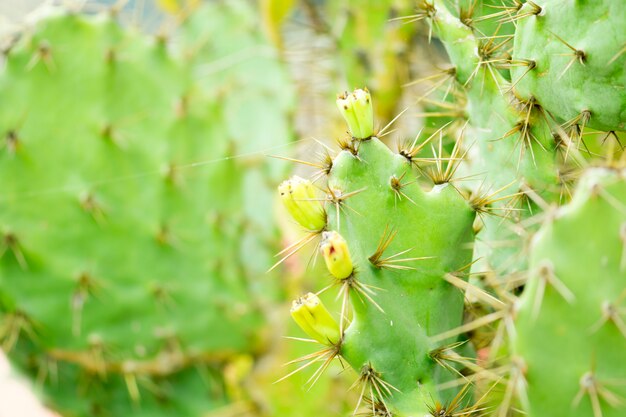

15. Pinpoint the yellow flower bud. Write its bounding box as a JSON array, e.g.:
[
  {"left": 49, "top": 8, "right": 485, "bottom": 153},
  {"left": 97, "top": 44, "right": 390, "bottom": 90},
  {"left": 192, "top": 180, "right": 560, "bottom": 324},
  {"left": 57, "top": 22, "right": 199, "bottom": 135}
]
[
  {"left": 278, "top": 176, "right": 326, "bottom": 232},
  {"left": 290, "top": 293, "right": 341, "bottom": 345},
  {"left": 336, "top": 88, "right": 374, "bottom": 139},
  {"left": 320, "top": 231, "right": 354, "bottom": 279}
]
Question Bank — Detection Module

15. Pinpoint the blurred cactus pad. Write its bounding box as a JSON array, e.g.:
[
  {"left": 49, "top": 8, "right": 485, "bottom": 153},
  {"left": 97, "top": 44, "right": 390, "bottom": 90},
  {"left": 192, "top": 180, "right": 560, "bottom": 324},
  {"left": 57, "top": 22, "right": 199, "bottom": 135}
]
[{"left": 0, "top": 1, "right": 294, "bottom": 415}]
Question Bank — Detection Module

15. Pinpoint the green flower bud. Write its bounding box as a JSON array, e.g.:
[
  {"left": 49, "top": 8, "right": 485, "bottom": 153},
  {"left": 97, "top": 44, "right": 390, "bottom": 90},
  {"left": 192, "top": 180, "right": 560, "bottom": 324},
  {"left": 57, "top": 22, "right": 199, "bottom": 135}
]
[
  {"left": 278, "top": 176, "right": 326, "bottom": 232},
  {"left": 290, "top": 293, "right": 341, "bottom": 345},
  {"left": 320, "top": 231, "right": 354, "bottom": 279},
  {"left": 336, "top": 88, "right": 374, "bottom": 139}
]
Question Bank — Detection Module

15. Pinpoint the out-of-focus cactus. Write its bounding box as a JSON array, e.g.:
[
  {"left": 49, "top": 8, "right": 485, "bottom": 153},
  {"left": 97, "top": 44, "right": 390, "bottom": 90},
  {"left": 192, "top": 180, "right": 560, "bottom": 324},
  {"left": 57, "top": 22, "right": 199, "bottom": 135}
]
[
  {"left": 512, "top": 167, "right": 626, "bottom": 417},
  {"left": 0, "top": 1, "right": 294, "bottom": 415}
]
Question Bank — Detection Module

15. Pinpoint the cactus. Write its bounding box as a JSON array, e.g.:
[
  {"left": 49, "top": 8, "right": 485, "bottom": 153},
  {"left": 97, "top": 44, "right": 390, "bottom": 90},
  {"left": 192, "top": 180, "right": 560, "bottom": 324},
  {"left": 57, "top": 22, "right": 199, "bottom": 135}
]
[
  {"left": 280, "top": 89, "right": 484, "bottom": 415},
  {"left": 0, "top": 3, "right": 293, "bottom": 415},
  {"left": 278, "top": 0, "right": 626, "bottom": 412},
  {"left": 414, "top": 0, "right": 560, "bottom": 276},
  {"left": 511, "top": 0, "right": 626, "bottom": 132},
  {"left": 513, "top": 167, "right": 626, "bottom": 417}
]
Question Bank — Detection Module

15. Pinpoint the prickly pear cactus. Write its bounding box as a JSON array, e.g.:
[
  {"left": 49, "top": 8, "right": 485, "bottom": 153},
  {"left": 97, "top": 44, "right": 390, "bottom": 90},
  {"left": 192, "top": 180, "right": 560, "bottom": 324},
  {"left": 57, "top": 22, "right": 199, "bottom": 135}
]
[
  {"left": 280, "top": 89, "right": 480, "bottom": 415},
  {"left": 403, "top": 0, "right": 555, "bottom": 276},
  {"left": 513, "top": 167, "right": 626, "bottom": 417},
  {"left": 411, "top": 0, "right": 625, "bottom": 275},
  {"left": 512, "top": 0, "right": 626, "bottom": 131},
  {"left": 0, "top": 5, "right": 290, "bottom": 415}
]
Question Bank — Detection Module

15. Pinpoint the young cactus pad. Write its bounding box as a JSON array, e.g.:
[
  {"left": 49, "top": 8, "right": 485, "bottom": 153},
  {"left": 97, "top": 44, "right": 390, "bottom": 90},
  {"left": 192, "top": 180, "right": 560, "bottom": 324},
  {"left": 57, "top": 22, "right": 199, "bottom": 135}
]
[
  {"left": 513, "top": 167, "right": 626, "bottom": 417},
  {"left": 281, "top": 90, "right": 478, "bottom": 415}
]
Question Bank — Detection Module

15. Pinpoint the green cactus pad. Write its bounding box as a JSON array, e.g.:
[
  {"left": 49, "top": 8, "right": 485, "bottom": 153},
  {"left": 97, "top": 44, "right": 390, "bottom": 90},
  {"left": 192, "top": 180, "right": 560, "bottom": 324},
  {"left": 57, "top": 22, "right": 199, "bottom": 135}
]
[
  {"left": 512, "top": 0, "right": 626, "bottom": 131},
  {"left": 426, "top": 0, "right": 560, "bottom": 275},
  {"left": 514, "top": 167, "right": 626, "bottom": 417},
  {"left": 328, "top": 137, "right": 476, "bottom": 414},
  {"left": 281, "top": 112, "right": 479, "bottom": 414},
  {"left": 0, "top": 5, "right": 290, "bottom": 415}
]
